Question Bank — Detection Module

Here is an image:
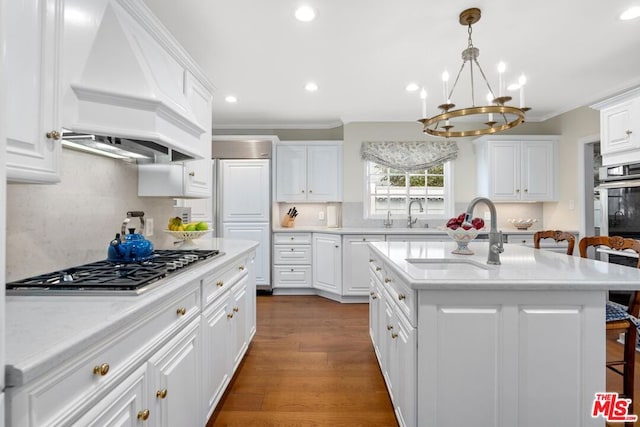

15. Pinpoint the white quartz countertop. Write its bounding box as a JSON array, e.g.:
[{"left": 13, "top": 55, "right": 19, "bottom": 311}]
[
  {"left": 369, "top": 241, "right": 640, "bottom": 291},
  {"left": 4, "top": 238, "right": 258, "bottom": 387},
  {"left": 272, "top": 225, "right": 561, "bottom": 235}
]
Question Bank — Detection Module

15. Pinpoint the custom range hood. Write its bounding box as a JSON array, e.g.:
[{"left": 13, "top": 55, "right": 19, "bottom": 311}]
[{"left": 64, "top": 0, "right": 213, "bottom": 161}]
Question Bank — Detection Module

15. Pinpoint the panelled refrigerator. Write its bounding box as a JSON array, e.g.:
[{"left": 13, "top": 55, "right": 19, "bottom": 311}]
[{"left": 212, "top": 136, "right": 277, "bottom": 291}]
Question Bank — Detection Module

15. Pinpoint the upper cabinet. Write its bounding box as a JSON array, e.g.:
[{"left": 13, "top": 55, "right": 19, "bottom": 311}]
[
  {"left": 5, "top": 0, "right": 63, "bottom": 183},
  {"left": 138, "top": 159, "right": 212, "bottom": 198},
  {"left": 592, "top": 88, "right": 640, "bottom": 166},
  {"left": 474, "top": 135, "right": 559, "bottom": 202},
  {"left": 275, "top": 141, "right": 343, "bottom": 202}
]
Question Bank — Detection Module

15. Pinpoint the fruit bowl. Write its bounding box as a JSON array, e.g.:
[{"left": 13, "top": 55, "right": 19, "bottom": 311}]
[
  {"left": 445, "top": 227, "right": 480, "bottom": 255},
  {"left": 508, "top": 218, "right": 537, "bottom": 230},
  {"left": 164, "top": 230, "right": 211, "bottom": 249}
]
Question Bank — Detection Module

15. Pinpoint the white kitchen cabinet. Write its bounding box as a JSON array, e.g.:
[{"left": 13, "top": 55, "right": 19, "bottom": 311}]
[
  {"left": 474, "top": 135, "right": 559, "bottom": 202},
  {"left": 342, "top": 235, "right": 385, "bottom": 297},
  {"left": 138, "top": 160, "right": 212, "bottom": 198},
  {"left": 200, "top": 254, "right": 253, "bottom": 422},
  {"left": 275, "top": 142, "right": 343, "bottom": 202},
  {"left": 5, "top": 0, "right": 63, "bottom": 183},
  {"left": 222, "top": 223, "right": 270, "bottom": 287},
  {"left": 592, "top": 88, "right": 640, "bottom": 166},
  {"left": 313, "top": 233, "right": 342, "bottom": 296},
  {"left": 272, "top": 232, "right": 313, "bottom": 291},
  {"left": 148, "top": 318, "right": 200, "bottom": 427},
  {"left": 220, "top": 160, "right": 270, "bottom": 222},
  {"left": 71, "top": 364, "right": 148, "bottom": 427}
]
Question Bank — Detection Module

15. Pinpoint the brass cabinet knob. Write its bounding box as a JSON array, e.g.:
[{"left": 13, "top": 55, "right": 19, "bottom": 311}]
[
  {"left": 398, "top": 294, "right": 406, "bottom": 301},
  {"left": 309, "top": 189, "right": 313, "bottom": 193},
  {"left": 626, "top": 129, "right": 633, "bottom": 135},
  {"left": 46, "top": 130, "right": 61, "bottom": 140},
  {"left": 137, "top": 409, "right": 150, "bottom": 421},
  {"left": 176, "top": 307, "right": 186, "bottom": 316},
  {"left": 524, "top": 189, "right": 528, "bottom": 193},
  {"left": 156, "top": 389, "right": 168, "bottom": 399},
  {"left": 233, "top": 306, "right": 239, "bottom": 312},
  {"left": 188, "top": 171, "right": 195, "bottom": 176},
  {"left": 384, "top": 278, "right": 391, "bottom": 283},
  {"left": 375, "top": 267, "right": 381, "bottom": 272},
  {"left": 301, "top": 190, "right": 305, "bottom": 193},
  {"left": 290, "top": 237, "right": 294, "bottom": 240},
  {"left": 239, "top": 265, "right": 245, "bottom": 271},
  {"left": 93, "top": 363, "right": 110, "bottom": 376},
  {"left": 290, "top": 248, "right": 295, "bottom": 251},
  {"left": 216, "top": 281, "right": 224, "bottom": 287},
  {"left": 516, "top": 188, "right": 520, "bottom": 193},
  {"left": 371, "top": 294, "right": 378, "bottom": 300},
  {"left": 362, "top": 237, "right": 367, "bottom": 241},
  {"left": 227, "top": 312, "right": 234, "bottom": 319},
  {"left": 391, "top": 332, "right": 398, "bottom": 339},
  {"left": 369, "top": 259, "right": 374, "bottom": 263},
  {"left": 386, "top": 324, "right": 394, "bottom": 330}
]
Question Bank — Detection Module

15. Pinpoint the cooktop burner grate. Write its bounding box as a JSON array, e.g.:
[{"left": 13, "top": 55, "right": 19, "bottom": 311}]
[{"left": 6, "top": 249, "right": 221, "bottom": 293}]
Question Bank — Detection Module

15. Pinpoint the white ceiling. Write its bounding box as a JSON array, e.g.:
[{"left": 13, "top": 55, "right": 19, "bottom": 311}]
[{"left": 144, "top": 0, "right": 640, "bottom": 129}]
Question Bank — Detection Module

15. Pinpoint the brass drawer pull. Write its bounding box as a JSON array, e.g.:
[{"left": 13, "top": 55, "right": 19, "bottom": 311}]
[
  {"left": 239, "top": 265, "right": 245, "bottom": 271},
  {"left": 398, "top": 294, "right": 406, "bottom": 301},
  {"left": 137, "top": 409, "right": 150, "bottom": 420},
  {"left": 391, "top": 332, "right": 398, "bottom": 339},
  {"left": 227, "top": 312, "right": 234, "bottom": 319},
  {"left": 375, "top": 267, "right": 381, "bottom": 271},
  {"left": 369, "top": 258, "right": 374, "bottom": 262},
  {"left": 233, "top": 306, "right": 239, "bottom": 312},
  {"left": 384, "top": 278, "right": 391, "bottom": 283},
  {"left": 188, "top": 171, "right": 195, "bottom": 177},
  {"left": 156, "top": 389, "right": 168, "bottom": 399},
  {"left": 386, "top": 324, "right": 394, "bottom": 331},
  {"left": 371, "top": 294, "right": 377, "bottom": 300},
  {"left": 93, "top": 363, "right": 110, "bottom": 376},
  {"left": 176, "top": 307, "right": 186, "bottom": 316},
  {"left": 216, "top": 281, "right": 224, "bottom": 287}
]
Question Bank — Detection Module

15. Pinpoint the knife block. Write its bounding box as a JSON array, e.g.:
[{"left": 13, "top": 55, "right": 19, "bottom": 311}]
[{"left": 281, "top": 215, "right": 296, "bottom": 228}]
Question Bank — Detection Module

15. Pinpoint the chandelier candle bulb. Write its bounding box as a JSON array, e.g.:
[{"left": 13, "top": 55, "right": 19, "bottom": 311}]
[
  {"left": 486, "top": 93, "right": 494, "bottom": 121},
  {"left": 442, "top": 71, "right": 449, "bottom": 103},
  {"left": 420, "top": 88, "right": 427, "bottom": 117}
]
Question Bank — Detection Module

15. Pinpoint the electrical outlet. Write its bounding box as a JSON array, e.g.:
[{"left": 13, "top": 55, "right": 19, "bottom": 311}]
[
  {"left": 318, "top": 211, "right": 325, "bottom": 220},
  {"left": 145, "top": 218, "right": 154, "bottom": 236}
]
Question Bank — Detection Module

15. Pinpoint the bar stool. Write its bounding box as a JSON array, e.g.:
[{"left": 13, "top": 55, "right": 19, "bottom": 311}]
[
  {"left": 533, "top": 230, "right": 576, "bottom": 255},
  {"left": 579, "top": 236, "right": 640, "bottom": 415}
]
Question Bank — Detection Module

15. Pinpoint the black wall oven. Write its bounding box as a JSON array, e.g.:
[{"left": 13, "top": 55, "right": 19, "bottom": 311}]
[{"left": 598, "top": 163, "right": 640, "bottom": 304}]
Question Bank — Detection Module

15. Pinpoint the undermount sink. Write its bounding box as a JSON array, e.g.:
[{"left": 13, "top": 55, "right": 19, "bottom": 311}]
[{"left": 405, "top": 258, "right": 493, "bottom": 271}]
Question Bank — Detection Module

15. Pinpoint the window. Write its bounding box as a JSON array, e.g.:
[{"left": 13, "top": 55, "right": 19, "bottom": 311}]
[{"left": 364, "top": 161, "right": 454, "bottom": 219}]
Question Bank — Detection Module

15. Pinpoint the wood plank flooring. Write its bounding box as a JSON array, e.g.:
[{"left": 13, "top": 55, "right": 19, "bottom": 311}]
[
  {"left": 208, "top": 294, "right": 640, "bottom": 426},
  {"left": 206, "top": 295, "right": 398, "bottom": 427}
]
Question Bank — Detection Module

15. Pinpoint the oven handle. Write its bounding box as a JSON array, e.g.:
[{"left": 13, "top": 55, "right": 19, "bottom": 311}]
[{"left": 597, "top": 179, "right": 640, "bottom": 189}]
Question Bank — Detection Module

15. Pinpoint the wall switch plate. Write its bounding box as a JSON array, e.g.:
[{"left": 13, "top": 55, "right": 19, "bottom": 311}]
[
  {"left": 145, "top": 218, "right": 154, "bottom": 236},
  {"left": 318, "top": 211, "right": 325, "bottom": 220}
]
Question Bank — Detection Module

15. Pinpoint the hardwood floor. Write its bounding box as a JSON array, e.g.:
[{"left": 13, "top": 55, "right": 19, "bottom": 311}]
[
  {"left": 206, "top": 295, "right": 398, "bottom": 427},
  {"left": 207, "top": 294, "right": 640, "bottom": 426},
  {"left": 606, "top": 332, "right": 640, "bottom": 425}
]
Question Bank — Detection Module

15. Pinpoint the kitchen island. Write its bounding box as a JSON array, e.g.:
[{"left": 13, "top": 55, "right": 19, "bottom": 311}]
[{"left": 368, "top": 240, "right": 640, "bottom": 427}]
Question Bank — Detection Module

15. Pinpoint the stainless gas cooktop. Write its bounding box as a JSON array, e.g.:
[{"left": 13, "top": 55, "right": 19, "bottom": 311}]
[{"left": 6, "top": 249, "right": 224, "bottom": 296}]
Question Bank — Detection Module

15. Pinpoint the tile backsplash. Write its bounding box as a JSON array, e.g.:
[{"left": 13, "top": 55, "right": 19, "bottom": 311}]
[{"left": 6, "top": 149, "right": 175, "bottom": 281}]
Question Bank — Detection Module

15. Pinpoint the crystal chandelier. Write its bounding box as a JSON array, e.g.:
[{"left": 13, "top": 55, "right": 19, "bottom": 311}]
[{"left": 418, "top": 8, "right": 529, "bottom": 138}]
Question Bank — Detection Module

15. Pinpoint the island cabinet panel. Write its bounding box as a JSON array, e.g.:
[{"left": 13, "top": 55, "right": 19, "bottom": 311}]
[{"left": 416, "top": 291, "right": 605, "bottom": 427}]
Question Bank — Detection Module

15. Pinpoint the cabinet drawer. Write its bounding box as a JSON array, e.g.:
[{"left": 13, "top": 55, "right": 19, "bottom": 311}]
[
  {"left": 202, "top": 257, "right": 248, "bottom": 307},
  {"left": 381, "top": 268, "right": 417, "bottom": 327},
  {"left": 22, "top": 282, "right": 200, "bottom": 426},
  {"left": 273, "top": 265, "right": 312, "bottom": 288},
  {"left": 273, "top": 245, "right": 312, "bottom": 264},
  {"left": 273, "top": 232, "right": 312, "bottom": 244}
]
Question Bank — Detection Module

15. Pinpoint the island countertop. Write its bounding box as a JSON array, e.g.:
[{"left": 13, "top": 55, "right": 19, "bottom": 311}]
[{"left": 369, "top": 240, "right": 640, "bottom": 291}]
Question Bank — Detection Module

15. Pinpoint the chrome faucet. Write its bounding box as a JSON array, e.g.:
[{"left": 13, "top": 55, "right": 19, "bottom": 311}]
[
  {"left": 465, "top": 197, "right": 503, "bottom": 265},
  {"left": 407, "top": 200, "right": 424, "bottom": 228}
]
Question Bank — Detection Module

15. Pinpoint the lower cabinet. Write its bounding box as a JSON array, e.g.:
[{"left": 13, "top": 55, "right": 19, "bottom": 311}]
[
  {"left": 343, "top": 235, "right": 385, "bottom": 296},
  {"left": 312, "top": 233, "right": 342, "bottom": 295},
  {"left": 200, "top": 254, "right": 254, "bottom": 422}
]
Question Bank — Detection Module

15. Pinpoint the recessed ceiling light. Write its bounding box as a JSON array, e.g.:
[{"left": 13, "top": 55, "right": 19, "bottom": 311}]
[
  {"left": 295, "top": 6, "right": 316, "bottom": 22},
  {"left": 225, "top": 95, "right": 237, "bottom": 103},
  {"left": 620, "top": 6, "right": 640, "bottom": 20},
  {"left": 405, "top": 83, "right": 420, "bottom": 92},
  {"left": 305, "top": 82, "right": 318, "bottom": 92}
]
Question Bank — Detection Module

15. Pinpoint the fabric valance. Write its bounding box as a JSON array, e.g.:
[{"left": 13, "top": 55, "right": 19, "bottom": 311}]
[{"left": 360, "top": 140, "right": 459, "bottom": 172}]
